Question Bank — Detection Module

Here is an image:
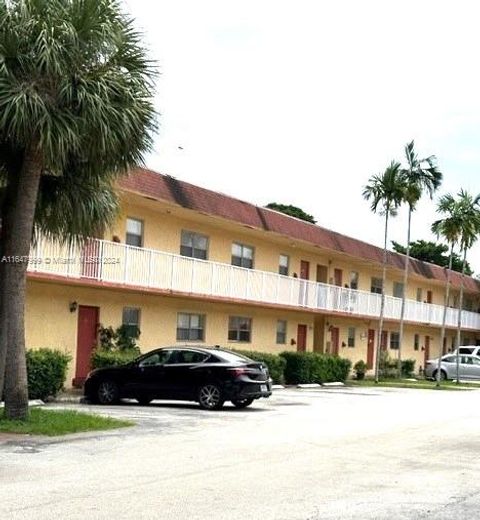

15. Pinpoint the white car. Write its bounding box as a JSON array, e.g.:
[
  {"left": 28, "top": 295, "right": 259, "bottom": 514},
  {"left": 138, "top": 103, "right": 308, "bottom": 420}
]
[{"left": 453, "top": 345, "right": 480, "bottom": 357}]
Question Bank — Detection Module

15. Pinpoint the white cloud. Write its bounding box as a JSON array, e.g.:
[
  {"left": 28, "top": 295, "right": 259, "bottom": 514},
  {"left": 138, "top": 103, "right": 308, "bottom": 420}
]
[{"left": 125, "top": 0, "right": 480, "bottom": 272}]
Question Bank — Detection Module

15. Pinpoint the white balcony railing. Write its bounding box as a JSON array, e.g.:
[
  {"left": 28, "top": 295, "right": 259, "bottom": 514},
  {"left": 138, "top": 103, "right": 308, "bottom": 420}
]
[{"left": 27, "top": 237, "right": 480, "bottom": 331}]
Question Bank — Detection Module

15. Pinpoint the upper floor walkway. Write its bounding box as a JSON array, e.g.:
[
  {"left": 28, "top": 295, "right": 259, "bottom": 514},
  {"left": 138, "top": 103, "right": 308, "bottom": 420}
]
[{"left": 27, "top": 237, "right": 480, "bottom": 331}]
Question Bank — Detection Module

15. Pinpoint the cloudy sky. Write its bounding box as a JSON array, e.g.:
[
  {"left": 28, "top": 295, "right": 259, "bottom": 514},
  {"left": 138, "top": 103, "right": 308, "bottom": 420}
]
[{"left": 124, "top": 0, "right": 480, "bottom": 271}]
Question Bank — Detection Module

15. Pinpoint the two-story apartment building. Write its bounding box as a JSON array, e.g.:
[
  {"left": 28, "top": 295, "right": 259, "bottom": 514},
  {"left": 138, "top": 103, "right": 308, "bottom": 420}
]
[{"left": 25, "top": 168, "right": 480, "bottom": 386}]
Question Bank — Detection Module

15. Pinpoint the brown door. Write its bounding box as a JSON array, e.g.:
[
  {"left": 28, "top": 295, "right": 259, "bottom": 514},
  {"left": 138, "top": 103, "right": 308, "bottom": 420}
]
[
  {"left": 331, "top": 327, "right": 340, "bottom": 356},
  {"left": 297, "top": 324, "right": 307, "bottom": 352},
  {"left": 424, "top": 335, "right": 430, "bottom": 369},
  {"left": 367, "top": 329, "right": 375, "bottom": 368},
  {"left": 334, "top": 268, "right": 343, "bottom": 287},
  {"left": 316, "top": 264, "right": 328, "bottom": 283},
  {"left": 74, "top": 306, "right": 99, "bottom": 386},
  {"left": 426, "top": 290, "right": 433, "bottom": 304},
  {"left": 380, "top": 330, "right": 388, "bottom": 350},
  {"left": 300, "top": 260, "right": 310, "bottom": 280}
]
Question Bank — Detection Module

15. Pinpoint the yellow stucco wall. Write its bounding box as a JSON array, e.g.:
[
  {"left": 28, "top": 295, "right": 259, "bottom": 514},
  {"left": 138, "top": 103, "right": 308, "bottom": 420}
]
[
  {"left": 105, "top": 194, "right": 480, "bottom": 308},
  {"left": 27, "top": 280, "right": 314, "bottom": 386}
]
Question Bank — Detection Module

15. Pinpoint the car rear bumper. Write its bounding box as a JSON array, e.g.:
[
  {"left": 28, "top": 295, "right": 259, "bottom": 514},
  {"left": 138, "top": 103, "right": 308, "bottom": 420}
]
[{"left": 226, "top": 380, "right": 272, "bottom": 400}]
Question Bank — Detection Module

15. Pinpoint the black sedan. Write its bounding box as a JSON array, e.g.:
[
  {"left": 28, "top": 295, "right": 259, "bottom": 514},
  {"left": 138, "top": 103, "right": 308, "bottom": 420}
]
[{"left": 84, "top": 346, "right": 272, "bottom": 410}]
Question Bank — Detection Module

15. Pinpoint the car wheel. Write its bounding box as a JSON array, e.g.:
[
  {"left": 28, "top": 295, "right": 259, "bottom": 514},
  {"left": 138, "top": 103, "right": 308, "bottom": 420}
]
[
  {"left": 433, "top": 370, "right": 447, "bottom": 381},
  {"left": 231, "top": 398, "right": 254, "bottom": 409},
  {"left": 198, "top": 384, "right": 224, "bottom": 410},
  {"left": 97, "top": 380, "right": 120, "bottom": 405},
  {"left": 136, "top": 396, "right": 152, "bottom": 406}
]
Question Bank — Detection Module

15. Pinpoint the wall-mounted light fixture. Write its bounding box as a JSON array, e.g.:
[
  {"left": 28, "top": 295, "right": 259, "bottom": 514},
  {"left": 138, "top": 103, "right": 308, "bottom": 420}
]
[
  {"left": 69, "top": 301, "right": 78, "bottom": 313},
  {"left": 290, "top": 338, "right": 296, "bottom": 346}
]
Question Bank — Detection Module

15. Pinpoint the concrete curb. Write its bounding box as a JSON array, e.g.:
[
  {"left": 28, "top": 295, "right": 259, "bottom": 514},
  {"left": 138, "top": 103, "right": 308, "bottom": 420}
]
[
  {"left": 321, "top": 382, "right": 345, "bottom": 387},
  {"left": 297, "top": 383, "right": 321, "bottom": 389},
  {"left": 0, "top": 399, "right": 44, "bottom": 408}
]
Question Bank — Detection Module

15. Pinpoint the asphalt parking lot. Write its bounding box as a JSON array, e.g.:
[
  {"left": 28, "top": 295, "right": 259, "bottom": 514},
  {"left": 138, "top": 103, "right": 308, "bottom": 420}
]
[{"left": 1, "top": 386, "right": 480, "bottom": 520}]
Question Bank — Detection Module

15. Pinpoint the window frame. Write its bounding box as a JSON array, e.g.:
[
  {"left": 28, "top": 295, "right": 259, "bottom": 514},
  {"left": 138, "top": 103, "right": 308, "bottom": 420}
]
[
  {"left": 393, "top": 282, "right": 404, "bottom": 299},
  {"left": 276, "top": 320, "right": 287, "bottom": 344},
  {"left": 180, "top": 230, "right": 209, "bottom": 260},
  {"left": 176, "top": 312, "right": 206, "bottom": 342},
  {"left": 414, "top": 333, "right": 420, "bottom": 351},
  {"left": 279, "top": 254, "right": 289, "bottom": 276},
  {"left": 125, "top": 217, "right": 144, "bottom": 247},
  {"left": 390, "top": 332, "right": 400, "bottom": 350},
  {"left": 228, "top": 316, "right": 252, "bottom": 343},
  {"left": 347, "top": 327, "right": 355, "bottom": 348},
  {"left": 122, "top": 307, "right": 141, "bottom": 338},
  {"left": 370, "top": 277, "right": 383, "bottom": 295},
  {"left": 231, "top": 242, "right": 255, "bottom": 269},
  {"left": 349, "top": 271, "right": 359, "bottom": 290}
]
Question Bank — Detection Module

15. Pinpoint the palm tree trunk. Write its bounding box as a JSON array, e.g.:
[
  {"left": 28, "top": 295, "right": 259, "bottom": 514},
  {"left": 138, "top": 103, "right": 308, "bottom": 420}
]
[
  {"left": 436, "top": 243, "right": 454, "bottom": 387},
  {"left": 375, "top": 211, "right": 389, "bottom": 383},
  {"left": 455, "top": 248, "right": 467, "bottom": 384},
  {"left": 0, "top": 169, "right": 19, "bottom": 400},
  {"left": 3, "top": 145, "right": 43, "bottom": 420},
  {"left": 397, "top": 206, "right": 412, "bottom": 378}
]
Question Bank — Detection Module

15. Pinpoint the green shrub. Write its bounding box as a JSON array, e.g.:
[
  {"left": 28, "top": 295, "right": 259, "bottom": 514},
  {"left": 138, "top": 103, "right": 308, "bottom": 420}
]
[
  {"left": 280, "top": 351, "right": 351, "bottom": 384},
  {"left": 401, "top": 359, "right": 416, "bottom": 377},
  {"left": 90, "top": 348, "right": 140, "bottom": 370},
  {"left": 232, "top": 350, "right": 286, "bottom": 384},
  {"left": 26, "top": 349, "right": 71, "bottom": 400}
]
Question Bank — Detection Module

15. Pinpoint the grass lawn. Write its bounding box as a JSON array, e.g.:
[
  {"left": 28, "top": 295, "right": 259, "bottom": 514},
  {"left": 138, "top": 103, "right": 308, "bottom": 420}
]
[
  {"left": 348, "top": 378, "right": 476, "bottom": 391},
  {"left": 0, "top": 407, "right": 134, "bottom": 436}
]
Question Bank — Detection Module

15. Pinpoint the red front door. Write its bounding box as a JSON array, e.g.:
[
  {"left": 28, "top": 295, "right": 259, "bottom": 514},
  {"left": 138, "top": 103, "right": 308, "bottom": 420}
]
[
  {"left": 367, "top": 329, "right": 375, "bottom": 368},
  {"left": 300, "top": 261, "right": 310, "bottom": 280},
  {"left": 331, "top": 327, "right": 340, "bottom": 356},
  {"left": 334, "top": 268, "right": 343, "bottom": 287},
  {"left": 297, "top": 324, "right": 307, "bottom": 352},
  {"left": 424, "top": 335, "right": 430, "bottom": 369},
  {"left": 74, "top": 305, "right": 99, "bottom": 386},
  {"left": 426, "top": 290, "right": 433, "bottom": 304}
]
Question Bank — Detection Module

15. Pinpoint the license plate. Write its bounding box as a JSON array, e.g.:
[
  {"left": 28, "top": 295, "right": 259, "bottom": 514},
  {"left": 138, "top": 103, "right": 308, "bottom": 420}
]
[{"left": 260, "top": 384, "right": 268, "bottom": 392}]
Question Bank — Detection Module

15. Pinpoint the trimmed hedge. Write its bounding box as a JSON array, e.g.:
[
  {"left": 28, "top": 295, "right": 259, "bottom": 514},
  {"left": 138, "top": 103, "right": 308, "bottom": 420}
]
[
  {"left": 90, "top": 348, "right": 140, "bottom": 370},
  {"left": 26, "top": 349, "right": 71, "bottom": 400},
  {"left": 232, "top": 349, "right": 287, "bottom": 384},
  {"left": 280, "top": 351, "right": 351, "bottom": 384}
]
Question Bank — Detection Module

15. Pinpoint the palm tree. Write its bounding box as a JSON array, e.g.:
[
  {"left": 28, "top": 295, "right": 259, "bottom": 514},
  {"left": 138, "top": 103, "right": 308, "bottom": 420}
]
[
  {"left": 451, "top": 191, "right": 480, "bottom": 383},
  {"left": 363, "top": 161, "right": 406, "bottom": 382},
  {"left": 0, "top": 164, "right": 121, "bottom": 397},
  {"left": 0, "top": 0, "right": 156, "bottom": 419},
  {"left": 431, "top": 195, "right": 463, "bottom": 387},
  {"left": 397, "top": 142, "right": 442, "bottom": 378}
]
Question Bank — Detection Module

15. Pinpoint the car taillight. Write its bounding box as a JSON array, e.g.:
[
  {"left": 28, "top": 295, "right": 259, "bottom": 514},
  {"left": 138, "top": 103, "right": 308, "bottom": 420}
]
[{"left": 228, "top": 368, "right": 247, "bottom": 377}]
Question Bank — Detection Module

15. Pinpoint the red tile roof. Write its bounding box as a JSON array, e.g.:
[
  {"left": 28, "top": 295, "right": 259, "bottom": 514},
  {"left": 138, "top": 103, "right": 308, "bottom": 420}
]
[{"left": 119, "top": 168, "right": 480, "bottom": 294}]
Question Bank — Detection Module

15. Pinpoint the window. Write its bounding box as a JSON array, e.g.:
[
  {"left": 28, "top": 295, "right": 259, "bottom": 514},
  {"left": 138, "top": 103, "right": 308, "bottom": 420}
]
[
  {"left": 180, "top": 230, "right": 209, "bottom": 260},
  {"left": 416, "top": 288, "right": 423, "bottom": 302},
  {"left": 393, "top": 282, "right": 404, "bottom": 298},
  {"left": 176, "top": 313, "right": 205, "bottom": 341},
  {"left": 414, "top": 334, "right": 420, "bottom": 351},
  {"left": 349, "top": 271, "right": 359, "bottom": 290},
  {"left": 279, "top": 255, "right": 289, "bottom": 276},
  {"left": 126, "top": 217, "right": 143, "bottom": 247},
  {"left": 169, "top": 350, "right": 210, "bottom": 364},
  {"left": 348, "top": 327, "right": 355, "bottom": 347},
  {"left": 371, "top": 277, "right": 383, "bottom": 294},
  {"left": 122, "top": 307, "right": 140, "bottom": 338},
  {"left": 139, "top": 350, "right": 172, "bottom": 367},
  {"left": 231, "top": 243, "right": 254, "bottom": 269},
  {"left": 390, "top": 332, "right": 400, "bottom": 350},
  {"left": 228, "top": 316, "right": 252, "bottom": 342},
  {"left": 276, "top": 320, "right": 287, "bottom": 344}
]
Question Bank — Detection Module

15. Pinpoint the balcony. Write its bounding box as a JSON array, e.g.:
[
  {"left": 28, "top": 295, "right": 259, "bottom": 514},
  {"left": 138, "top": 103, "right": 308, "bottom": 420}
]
[{"left": 27, "top": 237, "right": 480, "bottom": 331}]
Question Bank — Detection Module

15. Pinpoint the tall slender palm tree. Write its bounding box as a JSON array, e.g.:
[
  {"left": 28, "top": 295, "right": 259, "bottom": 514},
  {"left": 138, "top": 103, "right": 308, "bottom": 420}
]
[
  {"left": 363, "top": 161, "right": 406, "bottom": 382},
  {"left": 397, "top": 142, "right": 442, "bottom": 378},
  {"left": 0, "top": 0, "right": 156, "bottom": 419},
  {"left": 451, "top": 191, "right": 480, "bottom": 383},
  {"left": 431, "top": 195, "right": 463, "bottom": 387}
]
